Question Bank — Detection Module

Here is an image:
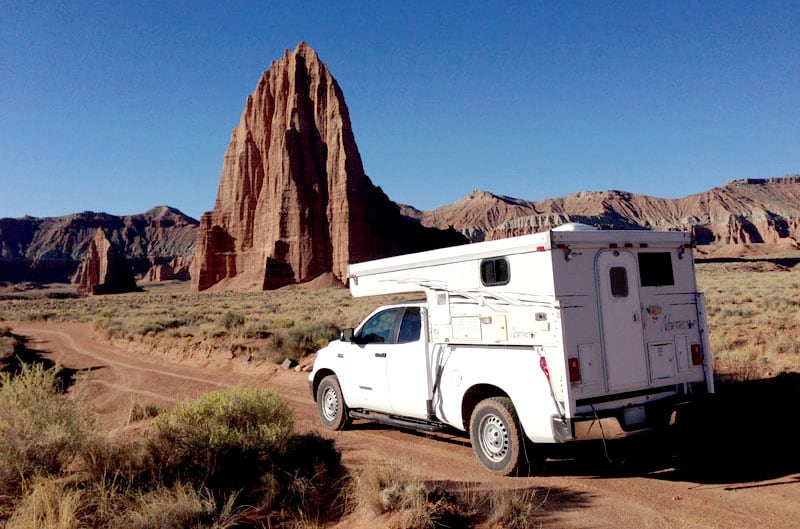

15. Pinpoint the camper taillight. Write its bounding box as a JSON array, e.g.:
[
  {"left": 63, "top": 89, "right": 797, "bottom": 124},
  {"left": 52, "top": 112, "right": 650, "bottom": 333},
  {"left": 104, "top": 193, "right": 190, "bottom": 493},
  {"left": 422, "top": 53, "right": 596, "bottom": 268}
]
[
  {"left": 567, "top": 357, "right": 581, "bottom": 383},
  {"left": 690, "top": 344, "right": 703, "bottom": 366}
]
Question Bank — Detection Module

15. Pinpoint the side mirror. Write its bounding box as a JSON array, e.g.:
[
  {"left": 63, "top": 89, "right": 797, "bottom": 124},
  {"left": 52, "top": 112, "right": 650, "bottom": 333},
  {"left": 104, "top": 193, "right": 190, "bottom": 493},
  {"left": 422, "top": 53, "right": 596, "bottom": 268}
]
[{"left": 341, "top": 328, "right": 354, "bottom": 342}]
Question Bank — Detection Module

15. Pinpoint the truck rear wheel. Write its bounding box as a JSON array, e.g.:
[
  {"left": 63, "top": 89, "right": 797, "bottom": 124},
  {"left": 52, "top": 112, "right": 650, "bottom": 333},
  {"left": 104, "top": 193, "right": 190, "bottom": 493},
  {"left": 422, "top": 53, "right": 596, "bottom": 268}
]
[
  {"left": 470, "top": 397, "right": 527, "bottom": 475},
  {"left": 317, "top": 375, "right": 349, "bottom": 430}
]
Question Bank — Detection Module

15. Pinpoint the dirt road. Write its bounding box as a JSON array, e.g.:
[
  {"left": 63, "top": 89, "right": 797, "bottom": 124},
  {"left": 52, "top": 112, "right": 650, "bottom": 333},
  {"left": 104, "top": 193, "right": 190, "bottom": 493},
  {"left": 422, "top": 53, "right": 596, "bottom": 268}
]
[{"left": 11, "top": 322, "right": 800, "bottom": 529}]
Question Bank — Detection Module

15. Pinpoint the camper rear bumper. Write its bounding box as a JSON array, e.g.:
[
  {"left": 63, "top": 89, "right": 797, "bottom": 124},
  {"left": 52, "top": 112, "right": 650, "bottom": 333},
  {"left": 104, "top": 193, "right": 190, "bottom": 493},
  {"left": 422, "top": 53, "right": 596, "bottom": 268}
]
[{"left": 555, "top": 399, "right": 695, "bottom": 442}]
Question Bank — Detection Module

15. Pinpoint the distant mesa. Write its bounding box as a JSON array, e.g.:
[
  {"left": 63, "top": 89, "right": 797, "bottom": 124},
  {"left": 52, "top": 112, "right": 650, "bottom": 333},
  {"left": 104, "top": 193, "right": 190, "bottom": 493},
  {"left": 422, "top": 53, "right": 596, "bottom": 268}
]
[
  {"left": 191, "top": 42, "right": 467, "bottom": 291},
  {"left": 406, "top": 175, "right": 800, "bottom": 252},
  {"left": 72, "top": 228, "right": 140, "bottom": 295},
  {"left": 0, "top": 207, "right": 197, "bottom": 284}
]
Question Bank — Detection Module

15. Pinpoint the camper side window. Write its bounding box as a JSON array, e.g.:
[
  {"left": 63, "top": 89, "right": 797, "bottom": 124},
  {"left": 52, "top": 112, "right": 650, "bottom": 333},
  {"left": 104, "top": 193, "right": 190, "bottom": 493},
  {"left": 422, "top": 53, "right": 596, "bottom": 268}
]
[
  {"left": 638, "top": 252, "right": 675, "bottom": 286},
  {"left": 609, "top": 267, "right": 629, "bottom": 297},
  {"left": 480, "top": 258, "right": 510, "bottom": 286}
]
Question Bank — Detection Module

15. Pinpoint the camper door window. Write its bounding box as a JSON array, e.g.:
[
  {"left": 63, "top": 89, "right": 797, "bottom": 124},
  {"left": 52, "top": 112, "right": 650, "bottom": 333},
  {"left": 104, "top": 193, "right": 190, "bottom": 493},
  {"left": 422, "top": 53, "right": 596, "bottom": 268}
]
[{"left": 610, "top": 267, "right": 629, "bottom": 297}]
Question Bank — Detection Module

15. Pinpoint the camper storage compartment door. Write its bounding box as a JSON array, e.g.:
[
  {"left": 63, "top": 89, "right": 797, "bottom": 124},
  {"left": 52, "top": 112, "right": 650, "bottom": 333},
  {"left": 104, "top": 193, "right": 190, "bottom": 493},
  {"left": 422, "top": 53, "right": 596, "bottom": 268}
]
[{"left": 647, "top": 342, "right": 677, "bottom": 381}]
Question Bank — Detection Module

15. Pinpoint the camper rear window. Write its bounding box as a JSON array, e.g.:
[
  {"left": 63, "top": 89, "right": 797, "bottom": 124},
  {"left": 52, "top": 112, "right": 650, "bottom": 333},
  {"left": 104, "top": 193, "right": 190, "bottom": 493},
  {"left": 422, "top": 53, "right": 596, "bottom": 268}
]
[
  {"left": 480, "top": 258, "right": 510, "bottom": 286},
  {"left": 638, "top": 252, "right": 675, "bottom": 287}
]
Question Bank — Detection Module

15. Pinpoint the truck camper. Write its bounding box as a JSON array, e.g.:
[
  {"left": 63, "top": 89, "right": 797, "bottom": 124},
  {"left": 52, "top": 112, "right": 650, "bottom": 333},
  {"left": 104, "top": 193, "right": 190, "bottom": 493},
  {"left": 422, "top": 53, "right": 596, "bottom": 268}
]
[{"left": 309, "top": 225, "right": 714, "bottom": 474}]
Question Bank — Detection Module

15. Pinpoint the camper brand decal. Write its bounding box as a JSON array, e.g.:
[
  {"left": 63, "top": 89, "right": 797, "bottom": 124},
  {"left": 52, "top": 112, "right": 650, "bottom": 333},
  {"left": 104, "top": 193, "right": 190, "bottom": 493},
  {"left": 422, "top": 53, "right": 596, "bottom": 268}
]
[{"left": 661, "top": 315, "right": 696, "bottom": 332}]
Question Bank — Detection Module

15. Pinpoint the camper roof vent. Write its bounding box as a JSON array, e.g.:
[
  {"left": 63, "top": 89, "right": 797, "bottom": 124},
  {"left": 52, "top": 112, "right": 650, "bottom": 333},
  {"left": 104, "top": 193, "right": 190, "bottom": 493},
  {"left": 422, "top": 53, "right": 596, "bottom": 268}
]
[{"left": 552, "top": 222, "right": 598, "bottom": 232}]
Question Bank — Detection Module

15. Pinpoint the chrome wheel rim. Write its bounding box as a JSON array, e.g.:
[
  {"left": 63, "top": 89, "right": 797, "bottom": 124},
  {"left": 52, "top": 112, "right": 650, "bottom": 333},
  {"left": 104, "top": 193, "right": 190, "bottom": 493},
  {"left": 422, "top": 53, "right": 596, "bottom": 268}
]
[
  {"left": 479, "top": 414, "right": 509, "bottom": 462},
  {"left": 321, "top": 386, "right": 339, "bottom": 421}
]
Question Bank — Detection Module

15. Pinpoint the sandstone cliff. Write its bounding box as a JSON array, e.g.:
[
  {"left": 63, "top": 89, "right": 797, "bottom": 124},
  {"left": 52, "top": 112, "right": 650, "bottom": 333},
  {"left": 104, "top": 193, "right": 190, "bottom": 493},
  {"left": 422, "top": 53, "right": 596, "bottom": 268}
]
[
  {"left": 0, "top": 206, "right": 198, "bottom": 283},
  {"left": 72, "top": 228, "right": 139, "bottom": 295},
  {"left": 191, "top": 43, "right": 466, "bottom": 291}
]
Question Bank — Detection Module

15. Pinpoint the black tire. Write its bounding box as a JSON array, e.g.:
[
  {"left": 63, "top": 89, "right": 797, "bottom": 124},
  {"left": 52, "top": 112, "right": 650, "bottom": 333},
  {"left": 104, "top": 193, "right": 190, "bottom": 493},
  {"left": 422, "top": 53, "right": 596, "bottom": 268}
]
[
  {"left": 317, "top": 375, "right": 349, "bottom": 430},
  {"left": 470, "top": 397, "right": 528, "bottom": 475}
]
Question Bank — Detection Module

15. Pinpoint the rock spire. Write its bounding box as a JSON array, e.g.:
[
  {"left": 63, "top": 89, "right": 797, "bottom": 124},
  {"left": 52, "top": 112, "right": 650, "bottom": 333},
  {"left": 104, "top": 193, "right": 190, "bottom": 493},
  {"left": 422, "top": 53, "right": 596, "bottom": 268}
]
[
  {"left": 191, "top": 43, "right": 465, "bottom": 290},
  {"left": 72, "top": 228, "right": 139, "bottom": 295}
]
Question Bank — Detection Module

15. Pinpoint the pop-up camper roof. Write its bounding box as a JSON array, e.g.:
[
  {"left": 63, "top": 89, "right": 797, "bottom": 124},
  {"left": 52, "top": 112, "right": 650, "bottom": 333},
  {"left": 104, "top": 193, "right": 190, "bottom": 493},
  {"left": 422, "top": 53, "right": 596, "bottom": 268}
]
[{"left": 347, "top": 229, "right": 692, "bottom": 297}]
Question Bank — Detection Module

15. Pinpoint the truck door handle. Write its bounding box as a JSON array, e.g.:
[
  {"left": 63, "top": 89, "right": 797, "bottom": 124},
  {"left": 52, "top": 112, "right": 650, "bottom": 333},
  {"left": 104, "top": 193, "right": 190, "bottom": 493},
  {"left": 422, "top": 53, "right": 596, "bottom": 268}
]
[
  {"left": 375, "top": 352, "right": 386, "bottom": 358},
  {"left": 633, "top": 312, "right": 639, "bottom": 322}
]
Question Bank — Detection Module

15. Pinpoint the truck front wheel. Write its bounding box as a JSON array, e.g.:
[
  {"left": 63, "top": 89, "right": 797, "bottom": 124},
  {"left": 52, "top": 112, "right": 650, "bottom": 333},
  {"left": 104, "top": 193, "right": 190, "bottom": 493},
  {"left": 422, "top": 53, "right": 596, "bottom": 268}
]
[
  {"left": 317, "top": 375, "right": 349, "bottom": 430},
  {"left": 470, "top": 397, "right": 527, "bottom": 475}
]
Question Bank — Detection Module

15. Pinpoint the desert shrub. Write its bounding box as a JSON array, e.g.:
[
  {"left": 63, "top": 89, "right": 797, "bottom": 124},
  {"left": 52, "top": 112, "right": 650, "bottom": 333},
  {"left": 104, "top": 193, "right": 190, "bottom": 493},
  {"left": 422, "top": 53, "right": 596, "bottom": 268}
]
[
  {"left": 81, "top": 438, "right": 156, "bottom": 493},
  {"left": 219, "top": 311, "right": 245, "bottom": 330},
  {"left": 0, "top": 328, "right": 24, "bottom": 362},
  {"left": 127, "top": 401, "right": 162, "bottom": 423},
  {"left": 267, "top": 322, "right": 340, "bottom": 362},
  {"left": 271, "top": 433, "right": 346, "bottom": 521},
  {"left": 0, "top": 363, "right": 98, "bottom": 493},
  {"left": 149, "top": 385, "right": 294, "bottom": 493},
  {"left": 274, "top": 317, "right": 296, "bottom": 329}
]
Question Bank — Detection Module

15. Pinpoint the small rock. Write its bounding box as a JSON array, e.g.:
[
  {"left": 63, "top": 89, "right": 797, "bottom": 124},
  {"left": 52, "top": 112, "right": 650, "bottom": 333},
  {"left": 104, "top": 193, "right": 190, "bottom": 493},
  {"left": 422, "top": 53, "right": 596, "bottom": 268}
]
[{"left": 282, "top": 358, "right": 298, "bottom": 370}]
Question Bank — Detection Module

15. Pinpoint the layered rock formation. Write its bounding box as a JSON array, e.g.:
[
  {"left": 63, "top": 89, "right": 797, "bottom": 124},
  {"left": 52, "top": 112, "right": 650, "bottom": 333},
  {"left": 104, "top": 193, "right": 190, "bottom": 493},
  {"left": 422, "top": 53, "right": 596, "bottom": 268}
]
[
  {"left": 0, "top": 206, "right": 198, "bottom": 283},
  {"left": 408, "top": 176, "right": 800, "bottom": 251},
  {"left": 144, "top": 255, "right": 192, "bottom": 282},
  {"left": 72, "top": 228, "right": 139, "bottom": 295},
  {"left": 192, "top": 43, "right": 466, "bottom": 291}
]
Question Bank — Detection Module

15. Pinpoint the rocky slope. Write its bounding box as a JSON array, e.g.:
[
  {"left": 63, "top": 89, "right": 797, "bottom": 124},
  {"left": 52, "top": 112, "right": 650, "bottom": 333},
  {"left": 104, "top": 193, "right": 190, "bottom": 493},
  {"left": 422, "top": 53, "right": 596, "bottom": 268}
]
[
  {"left": 406, "top": 176, "right": 800, "bottom": 250},
  {"left": 0, "top": 206, "right": 198, "bottom": 283},
  {"left": 191, "top": 42, "right": 466, "bottom": 291}
]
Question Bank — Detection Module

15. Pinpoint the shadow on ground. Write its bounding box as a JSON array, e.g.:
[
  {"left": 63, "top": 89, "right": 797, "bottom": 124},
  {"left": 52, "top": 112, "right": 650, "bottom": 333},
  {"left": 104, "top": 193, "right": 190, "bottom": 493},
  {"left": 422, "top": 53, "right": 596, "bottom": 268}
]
[
  {"left": 540, "top": 372, "right": 800, "bottom": 486},
  {"left": 347, "top": 372, "right": 800, "bottom": 487},
  {"left": 0, "top": 332, "right": 103, "bottom": 392}
]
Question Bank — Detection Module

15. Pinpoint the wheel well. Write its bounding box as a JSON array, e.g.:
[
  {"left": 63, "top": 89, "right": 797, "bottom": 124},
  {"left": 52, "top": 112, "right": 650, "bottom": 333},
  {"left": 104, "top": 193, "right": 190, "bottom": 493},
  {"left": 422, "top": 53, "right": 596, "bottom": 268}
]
[
  {"left": 311, "top": 369, "right": 336, "bottom": 402},
  {"left": 461, "top": 384, "right": 509, "bottom": 431}
]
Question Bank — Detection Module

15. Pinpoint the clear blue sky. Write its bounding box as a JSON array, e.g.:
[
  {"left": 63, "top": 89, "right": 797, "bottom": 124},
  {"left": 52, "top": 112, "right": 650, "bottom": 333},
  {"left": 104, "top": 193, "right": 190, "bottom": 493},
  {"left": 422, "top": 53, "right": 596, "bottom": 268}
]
[{"left": 2, "top": 1, "right": 798, "bottom": 220}]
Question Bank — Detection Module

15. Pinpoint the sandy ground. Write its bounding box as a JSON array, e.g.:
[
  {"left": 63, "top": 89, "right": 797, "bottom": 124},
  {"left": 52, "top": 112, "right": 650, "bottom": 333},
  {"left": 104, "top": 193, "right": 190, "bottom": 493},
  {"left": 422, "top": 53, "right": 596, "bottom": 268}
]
[{"left": 10, "top": 321, "right": 800, "bottom": 529}]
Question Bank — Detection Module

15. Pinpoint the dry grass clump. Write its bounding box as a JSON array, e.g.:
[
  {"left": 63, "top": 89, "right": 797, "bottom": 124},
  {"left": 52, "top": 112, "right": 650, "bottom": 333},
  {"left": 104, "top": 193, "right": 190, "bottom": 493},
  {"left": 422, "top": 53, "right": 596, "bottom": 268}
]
[
  {"left": 0, "top": 366, "right": 346, "bottom": 528},
  {"left": 485, "top": 488, "right": 546, "bottom": 529},
  {"left": 350, "top": 465, "right": 473, "bottom": 529},
  {"left": 4, "top": 479, "right": 85, "bottom": 529},
  {"left": 348, "top": 465, "right": 544, "bottom": 528}
]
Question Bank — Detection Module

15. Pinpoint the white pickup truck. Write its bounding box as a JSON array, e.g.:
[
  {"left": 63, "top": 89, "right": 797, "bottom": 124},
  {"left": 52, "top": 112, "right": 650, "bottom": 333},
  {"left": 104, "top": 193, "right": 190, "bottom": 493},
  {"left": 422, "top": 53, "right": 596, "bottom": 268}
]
[{"left": 309, "top": 226, "right": 714, "bottom": 475}]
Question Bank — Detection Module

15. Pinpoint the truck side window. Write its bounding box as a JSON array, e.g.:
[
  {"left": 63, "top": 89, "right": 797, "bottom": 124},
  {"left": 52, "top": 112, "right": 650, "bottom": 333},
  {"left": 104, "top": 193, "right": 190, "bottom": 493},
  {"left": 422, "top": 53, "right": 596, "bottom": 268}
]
[
  {"left": 610, "top": 267, "right": 629, "bottom": 297},
  {"left": 397, "top": 307, "right": 421, "bottom": 344},
  {"left": 480, "top": 258, "right": 510, "bottom": 286},
  {"left": 357, "top": 308, "right": 402, "bottom": 344},
  {"left": 638, "top": 252, "right": 675, "bottom": 286}
]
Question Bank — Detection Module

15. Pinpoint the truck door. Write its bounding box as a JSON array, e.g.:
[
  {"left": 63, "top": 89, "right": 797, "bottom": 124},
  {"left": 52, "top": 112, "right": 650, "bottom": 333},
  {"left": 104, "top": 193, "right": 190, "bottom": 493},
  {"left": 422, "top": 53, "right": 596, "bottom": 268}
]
[
  {"left": 346, "top": 307, "right": 400, "bottom": 413},
  {"left": 596, "top": 250, "right": 648, "bottom": 390},
  {"left": 386, "top": 307, "right": 430, "bottom": 419}
]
